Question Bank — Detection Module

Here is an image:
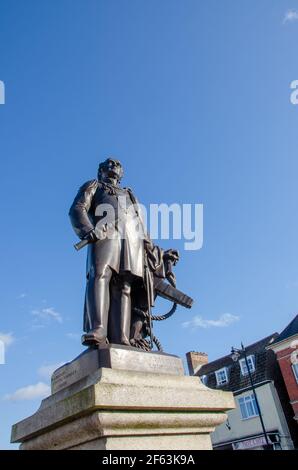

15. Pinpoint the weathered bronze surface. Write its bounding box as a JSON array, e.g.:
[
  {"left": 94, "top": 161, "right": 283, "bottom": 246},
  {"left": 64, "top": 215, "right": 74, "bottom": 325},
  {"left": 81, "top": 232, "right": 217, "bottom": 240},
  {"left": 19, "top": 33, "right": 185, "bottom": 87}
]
[{"left": 69, "top": 158, "right": 193, "bottom": 351}]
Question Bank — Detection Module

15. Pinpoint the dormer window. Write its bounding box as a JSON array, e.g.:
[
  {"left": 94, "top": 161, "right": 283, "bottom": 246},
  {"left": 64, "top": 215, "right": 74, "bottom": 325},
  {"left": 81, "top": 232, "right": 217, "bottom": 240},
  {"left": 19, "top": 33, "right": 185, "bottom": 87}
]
[
  {"left": 239, "top": 355, "right": 255, "bottom": 376},
  {"left": 215, "top": 367, "right": 229, "bottom": 385},
  {"left": 200, "top": 375, "right": 208, "bottom": 385}
]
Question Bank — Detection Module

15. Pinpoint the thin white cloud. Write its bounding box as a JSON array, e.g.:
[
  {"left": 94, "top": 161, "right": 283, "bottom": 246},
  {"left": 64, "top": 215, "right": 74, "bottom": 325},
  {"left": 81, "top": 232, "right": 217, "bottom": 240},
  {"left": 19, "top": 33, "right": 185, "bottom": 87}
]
[
  {"left": 66, "top": 332, "right": 80, "bottom": 341},
  {"left": 18, "top": 293, "right": 27, "bottom": 299},
  {"left": 30, "top": 324, "right": 46, "bottom": 330},
  {"left": 4, "top": 382, "right": 50, "bottom": 401},
  {"left": 0, "top": 332, "right": 15, "bottom": 347},
  {"left": 31, "top": 307, "right": 63, "bottom": 324},
  {"left": 183, "top": 313, "right": 239, "bottom": 329},
  {"left": 283, "top": 9, "right": 298, "bottom": 24},
  {"left": 38, "top": 362, "right": 65, "bottom": 380}
]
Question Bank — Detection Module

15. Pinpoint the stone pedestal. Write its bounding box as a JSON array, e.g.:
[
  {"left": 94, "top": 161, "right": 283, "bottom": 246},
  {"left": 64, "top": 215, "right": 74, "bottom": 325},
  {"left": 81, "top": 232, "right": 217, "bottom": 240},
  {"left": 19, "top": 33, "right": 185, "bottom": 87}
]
[{"left": 11, "top": 345, "right": 235, "bottom": 450}]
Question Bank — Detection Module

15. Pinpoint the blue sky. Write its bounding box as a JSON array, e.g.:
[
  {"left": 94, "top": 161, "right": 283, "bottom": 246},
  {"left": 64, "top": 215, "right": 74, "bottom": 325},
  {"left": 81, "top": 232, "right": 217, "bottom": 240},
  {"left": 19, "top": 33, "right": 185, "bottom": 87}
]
[{"left": 1, "top": 0, "right": 298, "bottom": 449}]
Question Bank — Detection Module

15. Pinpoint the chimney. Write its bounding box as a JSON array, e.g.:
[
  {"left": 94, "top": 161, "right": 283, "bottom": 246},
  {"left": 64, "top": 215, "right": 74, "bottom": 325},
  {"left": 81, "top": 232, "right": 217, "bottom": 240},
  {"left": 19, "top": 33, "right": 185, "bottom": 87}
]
[{"left": 186, "top": 351, "right": 208, "bottom": 375}]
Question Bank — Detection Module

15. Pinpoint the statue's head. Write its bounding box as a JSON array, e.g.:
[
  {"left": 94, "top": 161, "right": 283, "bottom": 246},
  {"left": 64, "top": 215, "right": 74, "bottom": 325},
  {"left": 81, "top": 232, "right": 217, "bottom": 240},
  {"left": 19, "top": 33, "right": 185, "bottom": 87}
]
[{"left": 98, "top": 158, "right": 124, "bottom": 183}]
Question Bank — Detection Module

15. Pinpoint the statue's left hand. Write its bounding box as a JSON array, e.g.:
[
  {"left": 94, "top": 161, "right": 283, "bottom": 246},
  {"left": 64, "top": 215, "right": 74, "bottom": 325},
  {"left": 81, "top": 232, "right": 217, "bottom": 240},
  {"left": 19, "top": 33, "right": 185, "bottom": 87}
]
[{"left": 163, "top": 249, "right": 180, "bottom": 265}]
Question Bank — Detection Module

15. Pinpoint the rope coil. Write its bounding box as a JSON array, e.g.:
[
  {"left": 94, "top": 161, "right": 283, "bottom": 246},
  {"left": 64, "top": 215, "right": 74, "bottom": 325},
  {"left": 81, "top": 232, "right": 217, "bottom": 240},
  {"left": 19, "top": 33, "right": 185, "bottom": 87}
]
[{"left": 131, "top": 303, "right": 177, "bottom": 352}]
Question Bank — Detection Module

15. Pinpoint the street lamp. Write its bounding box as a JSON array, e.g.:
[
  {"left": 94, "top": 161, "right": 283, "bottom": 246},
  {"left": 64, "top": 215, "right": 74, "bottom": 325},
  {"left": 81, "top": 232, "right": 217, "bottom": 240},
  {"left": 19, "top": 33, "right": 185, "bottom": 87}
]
[{"left": 231, "top": 342, "right": 271, "bottom": 448}]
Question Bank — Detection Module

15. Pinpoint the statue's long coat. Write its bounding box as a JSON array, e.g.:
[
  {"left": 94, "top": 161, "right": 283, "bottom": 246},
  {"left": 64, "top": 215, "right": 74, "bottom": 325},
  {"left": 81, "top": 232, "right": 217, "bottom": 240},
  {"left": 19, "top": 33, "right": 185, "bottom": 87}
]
[{"left": 69, "top": 180, "right": 165, "bottom": 332}]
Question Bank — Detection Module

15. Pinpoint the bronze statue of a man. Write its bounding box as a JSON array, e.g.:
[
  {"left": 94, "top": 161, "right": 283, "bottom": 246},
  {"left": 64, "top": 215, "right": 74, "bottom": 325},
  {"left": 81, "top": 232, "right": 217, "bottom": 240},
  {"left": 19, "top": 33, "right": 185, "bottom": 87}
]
[
  {"left": 69, "top": 158, "right": 144, "bottom": 345},
  {"left": 69, "top": 158, "right": 175, "bottom": 348}
]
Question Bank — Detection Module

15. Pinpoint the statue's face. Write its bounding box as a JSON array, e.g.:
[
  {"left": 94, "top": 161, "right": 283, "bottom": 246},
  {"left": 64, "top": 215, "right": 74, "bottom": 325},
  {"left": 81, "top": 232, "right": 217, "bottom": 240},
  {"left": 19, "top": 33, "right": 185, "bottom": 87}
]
[{"left": 100, "top": 158, "right": 123, "bottom": 181}]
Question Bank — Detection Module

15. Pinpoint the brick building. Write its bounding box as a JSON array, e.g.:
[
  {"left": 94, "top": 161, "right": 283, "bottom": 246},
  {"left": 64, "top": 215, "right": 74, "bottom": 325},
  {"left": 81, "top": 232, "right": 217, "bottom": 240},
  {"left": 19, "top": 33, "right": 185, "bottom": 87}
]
[
  {"left": 186, "top": 333, "right": 297, "bottom": 450},
  {"left": 268, "top": 315, "right": 298, "bottom": 426}
]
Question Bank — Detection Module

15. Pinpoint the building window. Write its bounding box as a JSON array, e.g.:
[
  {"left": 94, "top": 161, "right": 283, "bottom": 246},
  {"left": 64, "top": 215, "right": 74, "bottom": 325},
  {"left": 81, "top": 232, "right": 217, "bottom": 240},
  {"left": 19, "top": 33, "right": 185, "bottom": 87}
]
[
  {"left": 292, "top": 363, "right": 298, "bottom": 384},
  {"left": 239, "top": 355, "right": 255, "bottom": 376},
  {"left": 200, "top": 375, "right": 207, "bottom": 385},
  {"left": 215, "top": 367, "right": 229, "bottom": 386},
  {"left": 238, "top": 394, "right": 259, "bottom": 420}
]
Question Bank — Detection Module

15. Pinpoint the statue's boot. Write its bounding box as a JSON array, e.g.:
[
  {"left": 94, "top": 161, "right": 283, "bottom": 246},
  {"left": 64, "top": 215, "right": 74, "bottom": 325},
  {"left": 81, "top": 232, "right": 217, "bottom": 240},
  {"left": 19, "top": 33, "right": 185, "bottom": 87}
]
[{"left": 81, "top": 329, "right": 107, "bottom": 347}]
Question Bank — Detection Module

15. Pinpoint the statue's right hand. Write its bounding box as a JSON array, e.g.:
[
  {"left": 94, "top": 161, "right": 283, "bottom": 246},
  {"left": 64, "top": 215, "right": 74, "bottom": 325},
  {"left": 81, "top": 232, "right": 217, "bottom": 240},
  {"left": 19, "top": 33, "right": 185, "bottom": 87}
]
[
  {"left": 84, "top": 229, "right": 98, "bottom": 242},
  {"left": 84, "top": 225, "right": 107, "bottom": 242}
]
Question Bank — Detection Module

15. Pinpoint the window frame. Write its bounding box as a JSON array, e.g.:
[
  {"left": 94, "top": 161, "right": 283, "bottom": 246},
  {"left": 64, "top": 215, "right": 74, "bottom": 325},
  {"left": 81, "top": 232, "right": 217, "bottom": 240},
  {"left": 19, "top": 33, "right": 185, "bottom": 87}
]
[
  {"left": 200, "top": 374, "right": 207, "bottom": 385},
  {"left": 238, "top": 393, "right": 259, "bottom": 420},
  {"left": 239, "top": 355, "right": 255, "bottom": 376},
  {"left": 292, "top": 363, "right": 298, "bottom": 384},
  {"left": 215, "top": 367, "right": 229, "bottom": 386}
]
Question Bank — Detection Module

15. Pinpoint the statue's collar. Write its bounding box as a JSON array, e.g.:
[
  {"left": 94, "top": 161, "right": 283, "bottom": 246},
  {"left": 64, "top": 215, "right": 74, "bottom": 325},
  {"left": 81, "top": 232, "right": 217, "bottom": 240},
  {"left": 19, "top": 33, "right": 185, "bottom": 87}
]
[{"left": 99, "top": 180, "right": 122, "bottom": 195}]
